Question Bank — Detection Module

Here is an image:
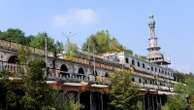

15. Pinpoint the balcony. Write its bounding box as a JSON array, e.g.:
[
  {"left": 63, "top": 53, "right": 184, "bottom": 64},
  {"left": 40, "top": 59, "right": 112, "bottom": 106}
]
[{"left": 0, "top": 61, "right": 110, "bottom": 86}]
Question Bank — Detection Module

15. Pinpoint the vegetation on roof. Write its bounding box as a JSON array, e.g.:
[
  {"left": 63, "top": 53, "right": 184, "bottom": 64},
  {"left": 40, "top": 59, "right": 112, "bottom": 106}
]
[{"left": 82, "top": 30, "right": 126, "bottom": 54}]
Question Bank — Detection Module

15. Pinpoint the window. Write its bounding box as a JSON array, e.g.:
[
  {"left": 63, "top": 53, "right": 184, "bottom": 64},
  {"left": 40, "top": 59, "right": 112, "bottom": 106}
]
[
  {"left": 137, "top": 62, "right": 140, "bottom": 67},
  {"left": 139, "top": 78, "right": 142, "bottom": 83},
  {"left": 125, "top": 58, "right": 129, "bottom": 63},
  {"left": 78, "top": 68, "right": 85, "bottom": 74},
  {"left": 105, "top": 73, "right": 109, "bottom": 77},
  {"left": 151, "top": 67, "right": 154, "bottom": 71},
  {"left": 150, "top": 80, "right": 153, "bottom": 84},
  {"left": 132, "top": 60, "right": 135, "bottom": 65},
  {"left": 142, "top": 63, "right": 145, "bottom": 68},
  {"left": 144, "top": 80, "right": 148, "bottom": 84},
  {"left": 155, "top": 68, "right": 157, "bottom": 72},
  {"left": 60, "top": 64, "right": 68, "bottom": 73},
  {"left": 132, "top": 77, "right": 135, "bottom": 82}
]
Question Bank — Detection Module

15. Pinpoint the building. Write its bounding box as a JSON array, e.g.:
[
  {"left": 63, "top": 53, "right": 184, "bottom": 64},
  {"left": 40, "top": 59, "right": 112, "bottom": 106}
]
[
  {"left": 0, "top": 15, "right": 177, "bottom": 110},
  {"left": 147, "top": 15, "right": 171, "bottom": 66}
]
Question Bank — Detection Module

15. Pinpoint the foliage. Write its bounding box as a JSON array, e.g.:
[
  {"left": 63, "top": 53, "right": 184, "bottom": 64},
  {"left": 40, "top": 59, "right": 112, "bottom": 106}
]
[
  {"left": 30, "top": 33, "right": 55, "bottom": 52},
  {"left": 161, "top": 95, "right": 187, "bottom": 110},
  {"left": 174, "top": 72, "right": 187, "bottom": 83},
  {"left": 0, "top": 70, "right": 24, "bottom": 110},
  {"left": 109, "top": 70, "right": 141, "bottom": 110},
  {"left": 0, "top": 28, "right": 26, "bottom": 44},
  {"left": 163, "top": 74, "right": 194, "bottom": 110},
  {"left": 0, "top": 57, "right": 81, "bottom": 110},
  {"left": 0, "top": 28, "right": 64, "bottom": 54},
  {"left": 65, "top": 40, "right": 78, "bottom": 58},
  {"left": 82, "top": 30, "right": 125, "bottom": 54},
  {"left": 18, "top": 46, "right": 32, "bottom": 65},
  {"left": 55, "top": 41, "right": 64, "bottom": 54},
  {"left": 124, "top": 50, "right": 133, "bottom": 56},
  {"left": 63, "top": 100, "right": 81, "bottom": 110}
]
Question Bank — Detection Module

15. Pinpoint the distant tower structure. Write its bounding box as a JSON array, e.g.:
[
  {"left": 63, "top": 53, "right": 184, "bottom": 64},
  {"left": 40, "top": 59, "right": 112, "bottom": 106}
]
[{"left": 147, "top": 15, "right": 171, "bottom": 66}]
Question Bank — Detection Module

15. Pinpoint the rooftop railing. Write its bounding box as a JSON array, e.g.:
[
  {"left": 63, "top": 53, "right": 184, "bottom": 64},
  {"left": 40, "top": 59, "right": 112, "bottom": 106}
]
[{"left": 0, "top": 39, "right": 54, "bottom": 57}]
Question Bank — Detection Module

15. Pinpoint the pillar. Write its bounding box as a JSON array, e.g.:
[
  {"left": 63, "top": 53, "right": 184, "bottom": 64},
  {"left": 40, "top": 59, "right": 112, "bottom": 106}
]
[
  {"left": 90, "top": 92, "right": 92, "bottom": 110},
  {"left": 152, "top": 95, "right": 155, "bottom": 110},
  {"left": 101, "top": 93, "right": 103, "bottom": 110},
  {"left": 143, "top": 95, "right": 146, "bottom": 110}
]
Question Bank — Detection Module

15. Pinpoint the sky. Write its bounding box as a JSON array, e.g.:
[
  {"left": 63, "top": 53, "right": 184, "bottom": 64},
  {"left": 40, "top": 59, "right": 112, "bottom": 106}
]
[{"left": 0, "top": 0, "right": 193, "bottom": 73}]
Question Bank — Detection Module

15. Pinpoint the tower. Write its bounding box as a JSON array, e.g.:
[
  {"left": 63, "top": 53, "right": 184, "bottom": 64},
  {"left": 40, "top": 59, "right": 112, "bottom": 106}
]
[{"left": 147, "top": 15, "right": 171, "bottom": 66}]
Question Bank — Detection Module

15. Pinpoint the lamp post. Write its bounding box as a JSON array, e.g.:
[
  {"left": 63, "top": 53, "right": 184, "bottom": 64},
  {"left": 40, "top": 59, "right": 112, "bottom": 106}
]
[{"left": 44, "top": 33, "right": 48, "bottom": 77}]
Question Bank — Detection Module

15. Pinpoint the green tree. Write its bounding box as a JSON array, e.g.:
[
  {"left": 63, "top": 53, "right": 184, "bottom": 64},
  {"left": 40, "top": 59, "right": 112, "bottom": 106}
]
[
  {"left": 162, "top": 75, "right": 194, "bottom": 110},
  {"left": 22, "top": 59, "right": 53, "bottom": 110},
  {"left": 0, "top": 70, "right": 25, "bottom": 110},
  {"left": 82, "top": 30, "right": 125, "bottom": 54},
  {"left": 161, "top": 95, "right": 187, "bottom": 110},
  {"left": 109, "top": 70, "right": 141, "bottom": 110},
  {"left": 5, "top": 28, "right": 27, "bottom": 44},
  {"left": 54, "top": 41, "right": 64, "bottom": 54},
  {"left": 30, "top": 33, "right": 64, "bottom": 54},
  {"left": 30, "top": 33, "right": 56, "bottom": 52},
  {"left": 65, "top": 41, "right": 78, "bottom": 58},
  {"left": 176, "top": 75, "right": 194, "bottom": 110},
  {"left": 0, "top": 28, "right": 35, "bottom": 46}
]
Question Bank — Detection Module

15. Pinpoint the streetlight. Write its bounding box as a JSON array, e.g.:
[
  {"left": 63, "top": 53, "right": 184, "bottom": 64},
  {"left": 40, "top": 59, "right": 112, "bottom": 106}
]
[
  {"left": 62, "top": 32, "right": 77, "bottom": 54},
  {"left": 44, "top": 33, "right": 48, "bottom": 77}
]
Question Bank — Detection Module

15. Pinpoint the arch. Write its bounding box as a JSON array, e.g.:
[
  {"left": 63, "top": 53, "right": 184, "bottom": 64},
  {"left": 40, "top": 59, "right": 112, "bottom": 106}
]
[
  {"left": 125, "top": 58, "right": 129, "bottom": 63},
  {"left": 60, "top": 64, "right": 68, "bottom": 73},
  {"left": 105, "top": 72, "right": 109, "bottom": 77},
  {"left": 8, "top": 55, "right": 18, "bottom": 64},
  {"left": 78, "top": 67, "right": 85, "bottom": 74}
]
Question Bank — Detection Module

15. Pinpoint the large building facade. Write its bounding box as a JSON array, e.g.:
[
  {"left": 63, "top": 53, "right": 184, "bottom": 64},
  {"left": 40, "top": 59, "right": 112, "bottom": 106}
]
[{"left": 0, "top": 16, "right": 177, "bottom": 110}]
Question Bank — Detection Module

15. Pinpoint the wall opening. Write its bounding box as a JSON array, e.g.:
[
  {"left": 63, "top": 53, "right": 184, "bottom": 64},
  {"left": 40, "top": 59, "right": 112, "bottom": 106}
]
[
  {"left": 78, "top": 67, "right": 85, "bottom": 74},
  {"left": 8, "top": 56, "right": 18, "bottom": 64},
  {"left": 60, "top": 64, "right": 68, "bottom": 73}
]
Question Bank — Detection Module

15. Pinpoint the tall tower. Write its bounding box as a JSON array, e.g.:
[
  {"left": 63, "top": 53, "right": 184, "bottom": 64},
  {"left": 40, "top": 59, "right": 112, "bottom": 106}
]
[{"left": 147, "top": 15, "right": 171, "bottom": 66}]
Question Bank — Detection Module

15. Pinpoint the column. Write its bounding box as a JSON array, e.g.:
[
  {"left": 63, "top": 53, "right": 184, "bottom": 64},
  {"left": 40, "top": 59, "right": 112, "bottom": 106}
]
[
  {"left": 90, "top": 92, "right": 92, "bottom": 110},
  {"left": 152, "top": 95, "right": 155, "bottom": 110},
  {"left": 101, "top": 93, "right": 103, "bottom": 110},
  {"left": 143, "top": 95, "right": 146, "bottom": 110}
]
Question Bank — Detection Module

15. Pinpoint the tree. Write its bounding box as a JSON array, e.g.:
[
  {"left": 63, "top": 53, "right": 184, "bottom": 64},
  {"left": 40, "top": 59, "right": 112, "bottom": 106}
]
[
  {"left": 82, "top": 30, "right": 125, "bottom": 54},
  {"left": 0, "top": 70, "right": 25, "bottom": 110},
  {"left": 162, "top": 74, "right": 194, "bottom": 110},
  {"left": 22, "top": 59, "right": 53, "bottom": 110},
  {"left": 174, "top": 72, "right": 186, "bottom": 82},
  {"left": 65, "top": 41, "right": 78, "bottom": 58},
  {"left": 161, "top": 96, "right": 187, "bottom": 110},
  {"left": 30, "top": 32, "right": 64, "bottom": 55},
  {"left": 4, "top": 28, "right": 27, "bottom": 45},
  {"left": 109, "top": 70, "right": 141, "bottom": 110},
  {"left": 54, "top": 41, "right": 64, "bottom": 54},
  {"left": 30, "top": 33, "right": 56, "bottom": 52}
]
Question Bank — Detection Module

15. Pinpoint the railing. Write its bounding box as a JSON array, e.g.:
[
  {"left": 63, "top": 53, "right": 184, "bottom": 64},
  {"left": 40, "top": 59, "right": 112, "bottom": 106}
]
[
  {"left": 0, "top": 61, "right": 110, "bottom": 85},
  {"left": 47, "top": 69, "right": 111, "bottom": 85},
  {"left": 0, "top": 60, "right": 25, "bottom": 77},
  {"left": 134, "top": 82, "right": 173, "bottom": 92},
  {"left": 0, "top": 39, "right": 54, "bottom": 57},
  {"left": 47, "top": 70, "right": 89, "bottom": 82},
  {"left": 0, "top": 60, "right": 174, "bottom": 91}
]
